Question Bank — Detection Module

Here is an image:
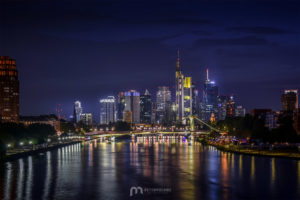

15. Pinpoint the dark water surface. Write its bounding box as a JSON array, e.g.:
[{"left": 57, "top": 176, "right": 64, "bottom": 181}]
[{"left": 0, "top": 139, "right": 299, "bottom": 200}]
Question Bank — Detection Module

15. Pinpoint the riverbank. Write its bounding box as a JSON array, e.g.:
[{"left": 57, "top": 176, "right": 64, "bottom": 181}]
[
  {"left": 5, "top": 140, "right": 84, "bottom": 162},
  {"left": 208, "top": 142, "right": 300, "bottom": 160}
]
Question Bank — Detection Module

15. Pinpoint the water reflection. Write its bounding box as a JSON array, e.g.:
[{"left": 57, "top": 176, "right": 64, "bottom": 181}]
[{"left": 0, "top": 138, "right": 299, "bottom": 200}]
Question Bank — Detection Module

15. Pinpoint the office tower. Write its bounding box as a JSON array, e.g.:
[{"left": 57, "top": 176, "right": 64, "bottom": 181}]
[
  {"left": 235, "top": 106, "right": 246, "bottom": 117},
  {"left": 184, "top": 77, "right": 192, "bottom": 118},
  {"left": 123, "top": 110, "right": 132, "bottom": 124},
  {"left": 175, "top": 49, "right": 185, "bottom": 122},
  {"left": 80, "top": 113, "right": 93, "bottom": 126},
  {"left": 73, "top": 101, "right": 83, "bottom": 123},
  {"left": 100, "top": 96, "right": 116, "bottom": 124},
  {"left": 117, "top": 92, "right": 125, "bottom": 121},
  {"left": 124, "top": 90, "right": 140, "bottom": 124},
  {"left": 151, "top": 102, "right": 157, "bottom": 123},
  {"left": 140, "top": 89, "right": 152, "bottom": 124},
  {"left": 281, "top": 89, "right": 298, "bottom": 112},
  {"left": 293, "top": 109, "right": 300, "bottom": 135},
  {"left": 192, "top": 82, "right": 200, "bottom": 117},
  {"left": 226, "top": 96, "right": 235, "bottom": 118},
  {"left": 156, "top": 86, "right": 171, "bottom": 123},
  {"left": 217, "top": 95, "right": 229, "bottom": 121},
  {"left": 0, "top": 56, "right": 19, "bottom": 123},
  {"left": 203, "top": 69, "right": 218, "bottom": 121}
]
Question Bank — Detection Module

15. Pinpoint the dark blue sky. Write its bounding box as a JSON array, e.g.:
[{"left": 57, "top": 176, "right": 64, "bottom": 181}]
[{"left": 1, "top": 0, "right": 300, "bottom": 120}]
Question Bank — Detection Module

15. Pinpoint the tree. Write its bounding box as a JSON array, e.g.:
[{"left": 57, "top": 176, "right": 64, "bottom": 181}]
[{"left": 114, "top": 121, "right": 131, "bottom": 131}]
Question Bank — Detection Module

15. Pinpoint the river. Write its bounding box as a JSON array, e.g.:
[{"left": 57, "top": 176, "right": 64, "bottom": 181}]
[{"left": 0, "top": 137, "right": 299, "bottom": 200}]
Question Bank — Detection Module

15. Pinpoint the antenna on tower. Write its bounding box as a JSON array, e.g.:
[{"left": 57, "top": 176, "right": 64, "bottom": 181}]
[
  {"left": 206, "top": 68, "right": 209, "bottom": 81},
  {"left": 176, "top": 48, "right": 180, "bottom": 71}
]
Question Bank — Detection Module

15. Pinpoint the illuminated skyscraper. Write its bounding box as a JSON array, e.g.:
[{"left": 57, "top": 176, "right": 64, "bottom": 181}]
[
  {"left": 156, "top": 86, "right": 171, "bottom": 123},
  {"left": 226, "top": 96, "right": 235, "bottom": 118},
  {"left": 175, "top": 50, "right": 184, "bottom": 122},
  {"left": 192, "top": 82, "right": 200, "bottom": 117},
  {"left": 184, "top": 77, "right": 192, "bottom": 117},
  {"left": 100, "top": 96, "right": 116, "bottom": 124},
  {"left": 0, "top": 56, "right": 19, "bottom": 123},
  {"left": 217, "top": 95, "right": 229, "bottom": 121},
  {"left": 281, "top": 89, "right": 298, "bottom": 112},
  {"left": 80, "top": 113, "right": 93, "bottom": 126},
  {"left": 125, "top": 90, "right": 140, "bottom": 124},
  {"left": 140, "top": 89, "right": 152, "bottom": 124},
  {"left": 73, "top": 101, "right": 82, "bottom": 123},
  {"left": 117, "top": 92, "right": 125, "bottom": 121},
  {"left": 235, "top": 105, "right": 246, "bottom": 117},
  {"left": 203, "top": 69, "right": 218, "bottom": 121}
]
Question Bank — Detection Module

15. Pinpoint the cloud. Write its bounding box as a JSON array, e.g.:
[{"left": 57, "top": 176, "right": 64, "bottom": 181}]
[
  {"left": 227, "top": 26, "right": 297, "bottom": 35},
  {"left": 193, "top": 36, "right": 271, "bottom": 47}
]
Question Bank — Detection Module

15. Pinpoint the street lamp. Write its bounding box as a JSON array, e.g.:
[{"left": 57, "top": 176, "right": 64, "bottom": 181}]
[
  {"left": 7, "top": 144, "right": 11, "bottom": 148},
  {"left": 20, "top": 142, "right": 23, "bottom": 146},
  {"left": 47, "top": 139, "right": 51, "bottom": 142},
  {"left": 29, "top": 141, "right": 32, "bottom": 145}
]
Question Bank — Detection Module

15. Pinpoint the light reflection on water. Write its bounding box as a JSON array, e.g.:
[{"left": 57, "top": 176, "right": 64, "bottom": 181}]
[{"left": 0, "top": 139, "right": 299, "bottom": 200}]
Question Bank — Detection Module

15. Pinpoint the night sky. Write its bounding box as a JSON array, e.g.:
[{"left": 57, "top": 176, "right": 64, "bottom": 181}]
[{"left": 1, "top": 0, "right": 300, "bottom": 120}]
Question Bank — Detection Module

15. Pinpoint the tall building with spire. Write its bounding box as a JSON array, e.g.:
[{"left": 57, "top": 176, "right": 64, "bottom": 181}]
[
  {"left": 203, "top": 69, "right": 218, "bottom": 121},
  {"left": 175, "top": 49, "right": 185, "bottom": 122}
]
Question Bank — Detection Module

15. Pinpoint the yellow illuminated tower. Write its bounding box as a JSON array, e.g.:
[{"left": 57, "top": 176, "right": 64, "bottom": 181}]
[{"left": 184, "top": 76, "right": 192, "bottom": 117}]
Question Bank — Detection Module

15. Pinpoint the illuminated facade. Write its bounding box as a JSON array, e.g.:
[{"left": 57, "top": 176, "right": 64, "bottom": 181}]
[
  {"left": 0, "top": 56, "right": 19, "bottom": 123},
  {"left": 124, "top": 90, "right": 140, "bottom": 124},
  {"left": 226, "top": 96, "right": 235, "bottom": 118},
  {"left": 117, "top": 92, "right": 125, "bottom": 121},
  {"left": 235, "top": 105, "right": 246, "bottom": 117},
  {"left": 123, "top": 110, "right": 132, "bottom": 124},
  {"left": 156, "top": 86, "right": 171, "bottom": 123},
  {"left": 184, "top": 77, "right": 192, "bottom": 117},
  {"left": 217, "top": 95, "right": 229, "bottom": 121},
  {"left": 203, "top": 69, "right": 218, "bottom": 121},
  {"left": 281, "top": 89, "right": 298, "bottom": 112},
  {"left": 100, "top": 96, "right": 116, "bottom": 124},
  {"left": 140, "top": 89, "right": 152, "bottom": 124},
  {"left": 80, "top": 113, "right": 93, "bottom": 126},
  {"left": 192, "top": 82, "right": 200, "bottom": 117},
  {"left": 175, "top": 50, "right": 184, "bottom": 122},
  {"left": 73, "top": 101, "right": 83, "bottom": 123}
]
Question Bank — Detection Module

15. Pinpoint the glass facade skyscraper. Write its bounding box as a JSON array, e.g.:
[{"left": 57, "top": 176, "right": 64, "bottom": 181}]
[
  {"left": 125, "top": 90, "right": 140, "bottom": 124},
  {"left": 203, "top": 69, "right": 218, "bottom": 121},
  {"left": 100, "top": 96, "right": 116, "bottom": 124},
  {"left": 117, "top": 92, "right": 125, "bottom": 121},
  {"left": 156, "top": 86, "right": 171, "bottom": 123},
  {"left": 175, "top": 50, "right": 185, "bottom": 122},
  {"left": 140, "top": 89, "right": 152, "bottom": 124},
  {"left": 73, "top": 101, "right": 83, "bottom": 123}
]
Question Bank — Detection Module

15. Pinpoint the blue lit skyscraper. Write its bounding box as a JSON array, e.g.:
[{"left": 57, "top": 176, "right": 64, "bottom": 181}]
[
  {"left": 203, "top": 69, "right": 218, "bottom": 121},
  {"left": 140, "top": 89, "right": 152, "bottom": 124}
]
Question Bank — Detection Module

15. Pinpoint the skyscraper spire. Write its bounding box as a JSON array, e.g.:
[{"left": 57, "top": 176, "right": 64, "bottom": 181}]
[
  {"left": 206, "top": 68, "right": 209, "bottom": 81},
  {"left": 144, "top": 89, "right": 150, "bottom": 95},
  {"left": 176, "top": 48, "right": 180, "bottom": 71}
]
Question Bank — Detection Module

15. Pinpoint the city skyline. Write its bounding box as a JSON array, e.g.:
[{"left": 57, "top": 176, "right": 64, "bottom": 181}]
[{"left": 1, "top": 0, "right": 299, "bottom": 118}]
